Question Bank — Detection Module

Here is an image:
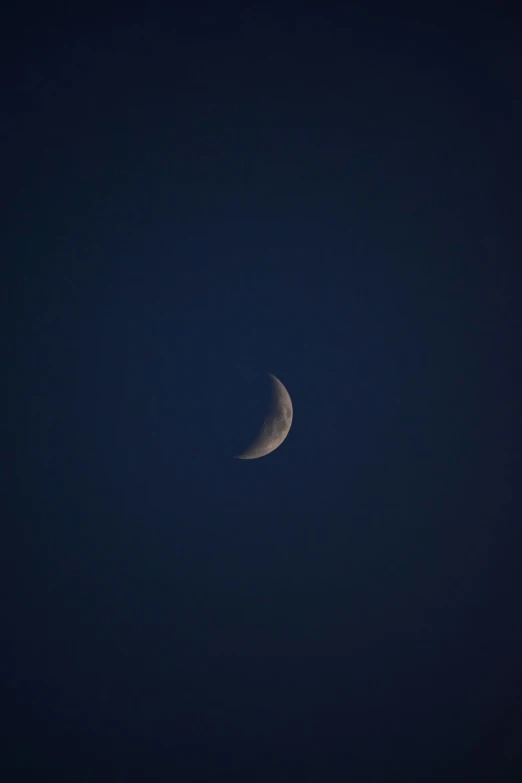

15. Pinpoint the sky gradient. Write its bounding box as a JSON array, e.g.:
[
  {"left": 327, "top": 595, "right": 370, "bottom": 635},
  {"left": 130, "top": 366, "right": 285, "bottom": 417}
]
[{"left": 5, "top": 2, "right": 522, "bottom": 781}]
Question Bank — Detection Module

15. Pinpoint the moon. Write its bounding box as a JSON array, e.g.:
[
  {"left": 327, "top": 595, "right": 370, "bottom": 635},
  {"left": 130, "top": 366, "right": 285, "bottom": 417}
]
[{"left": 235, "top": 373, "right": 293, "bottom": 460}]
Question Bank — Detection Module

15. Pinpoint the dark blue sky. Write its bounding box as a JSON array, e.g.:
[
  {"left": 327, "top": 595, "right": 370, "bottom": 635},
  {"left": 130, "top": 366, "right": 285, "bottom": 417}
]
[{"left": 6, "top": 2, "right": 522, "bottom": 781}]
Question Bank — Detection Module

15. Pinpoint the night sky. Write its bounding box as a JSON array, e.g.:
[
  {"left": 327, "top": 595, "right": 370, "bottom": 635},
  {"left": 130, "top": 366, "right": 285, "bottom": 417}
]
[{"left": 5, "top": 2, "right": 522, "bottom": 781}]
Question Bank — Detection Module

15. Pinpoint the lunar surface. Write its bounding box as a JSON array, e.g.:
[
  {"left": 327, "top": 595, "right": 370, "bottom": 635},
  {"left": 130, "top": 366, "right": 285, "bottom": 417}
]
[{"left": 235, "top": 373, "right": 293, "bottom": 460}]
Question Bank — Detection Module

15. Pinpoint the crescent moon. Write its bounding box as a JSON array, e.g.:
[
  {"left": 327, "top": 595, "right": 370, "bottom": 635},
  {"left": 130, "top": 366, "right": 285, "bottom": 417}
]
[{"left": 235, "top": 373, "right": 293, "bottom": 460}]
